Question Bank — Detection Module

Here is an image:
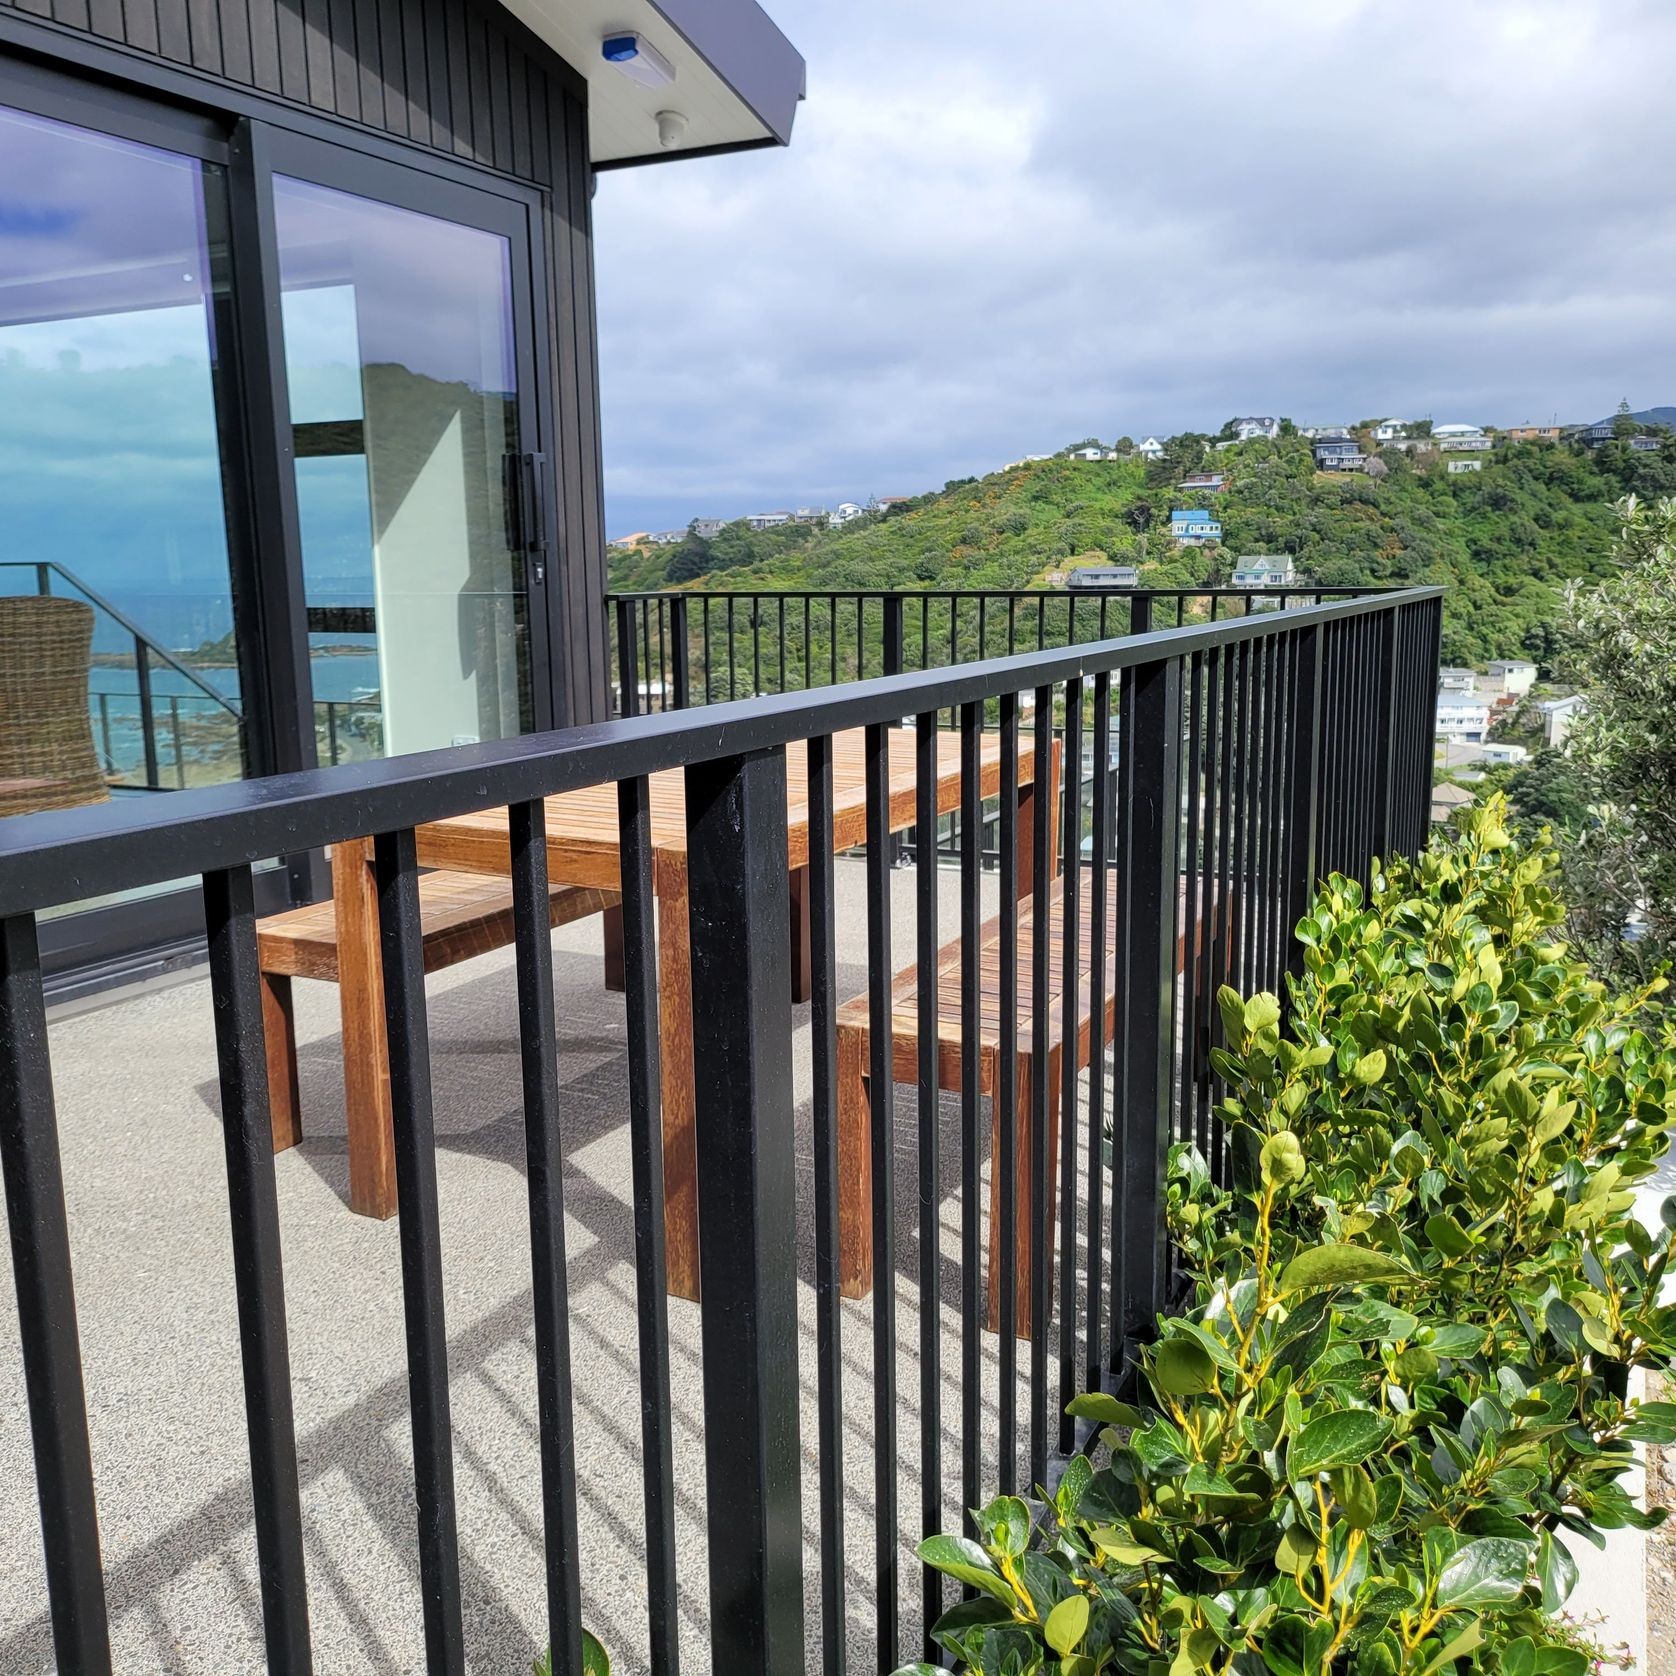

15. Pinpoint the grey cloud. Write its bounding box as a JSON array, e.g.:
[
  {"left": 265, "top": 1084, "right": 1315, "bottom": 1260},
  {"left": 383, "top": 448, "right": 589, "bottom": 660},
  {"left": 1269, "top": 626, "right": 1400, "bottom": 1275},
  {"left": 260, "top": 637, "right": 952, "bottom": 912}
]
[{"left": 593, "top": 0, "right": 1676, "bottom": 534}]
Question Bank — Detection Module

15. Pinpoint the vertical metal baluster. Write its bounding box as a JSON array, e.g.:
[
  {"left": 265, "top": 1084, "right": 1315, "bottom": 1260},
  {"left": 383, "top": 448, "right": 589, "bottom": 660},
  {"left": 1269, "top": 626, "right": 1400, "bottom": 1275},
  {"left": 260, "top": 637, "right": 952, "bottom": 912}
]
[
  {"left": 727, "top": 596, "right": 737, "bottom": 701},
  {"left": 997, "top": 692, "right": 1020, "bottom": 1483},
  {"left": 807, "top": 737, "right": 847, "bottom": 1674},
  {"left": 656, "top": 602, "right": 668, "bottom": 713},
  {"left": 856, "top": 595, "right": 866, "bottom": 682},
  {"left": 202, "top": 866, "right": 312, "bottom": 1675},
  {"left": 371, "top": 827, "right": 465, "bottom": 1675},
  {"left": 958, "top": 702, "right": 983, "bottom": 1542},
  {"left": 683, "top": 747, "right": 805, "bottom": 1675},
  {"left": 1007, "top": 596, "right": 1017, "bottom": 658},
  {"left": 830, "top": 595, "right": 839, "bottom": 688},
  {"left": 1117, "top": 659, "right": 1182, "bottom": 1351},
  {"left": 1085, "top": 673, "right": 1112, "bottom": 1391},
  {"left": 1028, "top": 685, "right": 1052, "bottom": 1488},
  {"left": 1056, "top": 679, "right": 1083, "bottom": 1458},
  {"left": 803, "top": 595, "right": 813, "bottom": 693},
  {"left": 506, "top": 803, "right": 585, "bottom": 1676},
  {"left": 615, "top": 778, "right": 681, "bottom": 1673},
  {"left": 1195, "top": 648, "right": 1223, "bottom": 1158},
  {"left": 1284, "top": 625, "right": 1325, "bottom": 983},
  {"left": 702, "top": 597, "right": 712, "bottom": 705},
  {"left": 1178, "top": 655, "right": 1203, "bottom": 1148},
  {"left": 1212, "top": 644, "right": 1239, "bottom": 1183},
  {"left": 0, "top": 912, "right": 112, "bottom": 1676},
  {"left": 640, "top": 601, "right": 653, "bottom": 714},
  {"left": 778, "top": 596, "right": 787, "bottom": 694},
  {"left": 752, "top": 598, "right": 763, "bottom": 697},
  {"left": 978, "top": 595, "right": 989, "bottom": 661},
  {"left": 1106, "top": 667, "right": 1134, "bottom": 1375},
  {"left": 913, "top": 713, "right": 942, "bottom": 1661},
  {"left": 1227, "top": 641, "right": 1250, "bottom": 1003},
  {"left": 863, "top": 720, "right": 900, "bottom": 1665}
]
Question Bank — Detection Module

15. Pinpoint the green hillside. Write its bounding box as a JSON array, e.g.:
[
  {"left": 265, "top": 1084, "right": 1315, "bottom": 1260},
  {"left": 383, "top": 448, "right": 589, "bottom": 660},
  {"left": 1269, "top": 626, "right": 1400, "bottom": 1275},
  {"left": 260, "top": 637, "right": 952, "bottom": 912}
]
[{"left": 608, "top": 430, "right": 1676, "bottom": 666}]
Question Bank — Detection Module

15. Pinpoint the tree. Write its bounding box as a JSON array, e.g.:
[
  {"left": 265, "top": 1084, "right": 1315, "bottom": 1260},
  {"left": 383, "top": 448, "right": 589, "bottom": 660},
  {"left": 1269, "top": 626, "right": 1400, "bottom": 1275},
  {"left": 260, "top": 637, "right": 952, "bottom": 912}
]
[
  {"left": 1613, "top": 398, "right": 1640, "bottom": 441},
  {"left": 1563, "top": 494, "right": 1676, "bottom": 969}
]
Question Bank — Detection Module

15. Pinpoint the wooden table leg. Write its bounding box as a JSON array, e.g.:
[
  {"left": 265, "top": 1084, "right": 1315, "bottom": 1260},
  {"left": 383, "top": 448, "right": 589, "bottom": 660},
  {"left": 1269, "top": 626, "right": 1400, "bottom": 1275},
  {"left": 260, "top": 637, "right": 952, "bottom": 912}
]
[
  {"left": 602, "top": 903, "right": 627, "bottom": 993},
  {"left": 657, "top": 858, "right": 701, "bottom": 1301},
  {"left": 987, "top": 1047, "right": 1062, "bottom": 1337},
  {"left": 837, "top": 1023, "right": 873, "bottom": 1296},
  {"left": 789, "top": 863, "right": 813, "bottom": 1005},
  {"left": 261, "top": 971, "right": 303, "bottom": 1153},
  {"left": 332, "top": 838, "right": 397, "bottom": 1219}
]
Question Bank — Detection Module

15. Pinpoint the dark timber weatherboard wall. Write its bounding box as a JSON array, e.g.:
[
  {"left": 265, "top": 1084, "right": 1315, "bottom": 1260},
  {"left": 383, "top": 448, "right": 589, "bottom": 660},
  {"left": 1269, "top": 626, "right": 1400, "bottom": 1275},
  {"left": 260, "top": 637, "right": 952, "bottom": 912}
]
[{"left": 0, "top": 0, "right": 612, "bottom": 724}]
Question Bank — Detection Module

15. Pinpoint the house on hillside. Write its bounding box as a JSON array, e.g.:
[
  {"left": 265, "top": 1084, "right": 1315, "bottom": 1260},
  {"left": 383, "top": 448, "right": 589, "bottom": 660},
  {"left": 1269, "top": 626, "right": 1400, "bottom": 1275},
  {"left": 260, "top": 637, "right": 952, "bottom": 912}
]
[
  {"left": 1447, "top": 460, "right": 1483, "bottom": 474},
  {"left": 1434, "top": 423, "right": 1491, "bottom": 452},
  {"left": 1179, "top": 472, "right": 1226, "bottom": 493},
  {"left": 1539, "top": 694, "right": 1586, "bottom": 748},
  {"left": 1170, "top": 509, "right": 1222, "bottom": 545},
  {"left": 791, "top": 507, "right": 827, "bottom": 524},
  {"left": 1232, "top": 555, "right": 1296, "bottom": 587},
  {"left": 1230, "top": 416, "right": 1281, "bottom": 441},
  {"left": 1136, "top": 437, "right": 1167, "bottom": 459},
  {"left": 1431, "top": 781, "right": 1477, "bottom": 825},
  {"left": 1068, "top": 446, "right": 1111, "bottom": 462},
  {"left": 1631, "top": 434, "right": 1663, "bottom": 453},
  {"left": 1437, "top": 667, "right": 1478, "bottom": 694},
  {"left": 830, "top": 502, "right": 867, "bottom": 526},
  {"left": 1487, "top": 659, "right": 1538, "bottom": 697},
  {"left": 649, "top": 529, "right": 685, "bottom": 545},
  {"left": 1068, "top": 565, "right": 1140, "bottom": 588},
  {"left": 1314, "top": 437, "right": 1367, "bottom": 471},
  {"left": 1436, "top": 692, "right": 1491, "bottom": 742},
  {"left": 692, "top": 518, "right": 728, "bottom": 539},
  {"left": 1506, "top": 425, "right": 1562, "bottom": 443},
  {"left": 877, "top": 496, "right": 912, "bottom": 510},
  {"left": 1373, "top": 419, "right": 1411, "bottom": 441},
  {"left": 747, "top": 511, "right": 792, "bottom": 530}
]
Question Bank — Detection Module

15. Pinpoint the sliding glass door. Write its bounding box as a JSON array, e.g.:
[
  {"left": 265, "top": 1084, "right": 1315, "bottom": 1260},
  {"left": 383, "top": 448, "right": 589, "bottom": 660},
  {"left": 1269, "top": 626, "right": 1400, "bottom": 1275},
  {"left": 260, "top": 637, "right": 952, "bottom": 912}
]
[
  {"left": 0, "top": 99, "right": 251, "bottom": 816},
  {"left": 269, "top": 140, "right": 549, "bottom": 763},
  {"left": 0, "top": 63, "right": 556, "bottom": 984}
]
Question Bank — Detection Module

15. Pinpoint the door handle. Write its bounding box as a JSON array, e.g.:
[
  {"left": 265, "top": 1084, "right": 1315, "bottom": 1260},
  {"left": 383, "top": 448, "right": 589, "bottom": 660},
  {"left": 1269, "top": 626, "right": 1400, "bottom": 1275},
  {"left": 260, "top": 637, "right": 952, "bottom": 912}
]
[{"left": 503, "top": 451, "right": 548, "bottom": 584}]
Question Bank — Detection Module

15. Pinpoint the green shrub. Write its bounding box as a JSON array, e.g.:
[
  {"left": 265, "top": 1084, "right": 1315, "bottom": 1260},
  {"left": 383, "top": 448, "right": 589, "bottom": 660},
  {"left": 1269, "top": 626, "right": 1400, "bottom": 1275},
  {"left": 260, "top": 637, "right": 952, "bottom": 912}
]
[
  {"left": 533, "top": 1632, "right": 609, "bottom": 1675},
  {"left": 896, "top": 797, "right": 1676, "bottom": 1674}
]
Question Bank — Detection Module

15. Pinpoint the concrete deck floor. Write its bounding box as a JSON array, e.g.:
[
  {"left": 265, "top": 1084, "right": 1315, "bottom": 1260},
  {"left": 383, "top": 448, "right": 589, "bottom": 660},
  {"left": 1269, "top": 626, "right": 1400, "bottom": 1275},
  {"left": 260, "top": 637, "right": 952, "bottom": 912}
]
[{"left": 0, "top": 860, "right": 1108, "bottom": 1674}]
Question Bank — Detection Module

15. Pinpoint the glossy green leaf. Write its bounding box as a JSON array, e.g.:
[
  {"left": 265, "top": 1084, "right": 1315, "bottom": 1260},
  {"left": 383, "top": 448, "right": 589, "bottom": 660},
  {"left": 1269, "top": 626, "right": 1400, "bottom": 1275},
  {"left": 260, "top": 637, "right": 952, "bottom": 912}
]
[
  {"left": 916, "top": 1535, "right": 1015, "bottom": 1604},
  {"left": 1433, "top": 1535, "right": 1534, "bottom": 1608},
  {"left": 1153, "top": 1336, "right": 1218, "bottom": 1397},
  {"left": 1044, "top": 1594, "right": 1089, "bottom": 1657},
  {"left": 1278, "top": 1243, "right": 1411, "bottom": 1293},
  {"left": 1290, "top": 1410, "right": 1393, "bottom": 1480}
]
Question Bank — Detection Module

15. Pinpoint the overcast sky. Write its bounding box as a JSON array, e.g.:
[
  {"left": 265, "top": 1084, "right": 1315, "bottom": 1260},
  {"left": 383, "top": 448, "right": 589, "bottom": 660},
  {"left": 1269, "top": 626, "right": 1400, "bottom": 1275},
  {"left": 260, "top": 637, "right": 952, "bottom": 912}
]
[{"left": 592, "top": 0, "right": 1676, "bottom": 537}]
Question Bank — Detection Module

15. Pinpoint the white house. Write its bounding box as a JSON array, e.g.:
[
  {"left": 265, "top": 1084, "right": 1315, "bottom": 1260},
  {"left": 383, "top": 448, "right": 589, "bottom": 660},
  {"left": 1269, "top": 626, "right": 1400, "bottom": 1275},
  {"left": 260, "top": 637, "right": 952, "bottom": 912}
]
[
  {"left": 791, "top": 507, "right": 826, "bottom": 524},
  {"left": 1478, "top": 741, "right": 1530, "bottom": 766},
  {"left": 1136, "top": 436, "right": 1167, "bottom": 460},
  {"left": 1437, "top": 667, "right": 1478, "bottom": 694},
  {"left": 1487, "top": 659, "right": 1537, "bottom": 697},
  {"left": 830, "top": 502, "right": 867, "bottom": 526},
  {"left": 1433, "top": 423, "right": 1491, "bottom": 452},
  {"left": 1447, "top": 460, "right": 1483, "bottom": 474},
  {"left": 649, "top": 529, "right": 685, "bottom": 545},
  {"left": 1231, "top": 416, "right": 1281, "bottom": 441},
  {"left": 1539, "top": 694, "right": 1586, "bottom": 748},
  {"left": 1232, "top": 555, "right": 1296, "bottom": 587},
  {"left": 1373, "top": 419, "right": 1410, "bottom": 442},
  {"left": 1436, "top": 693, "right": 1492, "bottom": 742},
  {"left": 1068, "top": 565, "right": 1140, "bottom": 588},
  {"left": 747, "top": 510, "right": 791, "bottom": 530},
  {"left": 692, "top": 518, "right": 727, "bottom": 539},
  {"left": 1068, "top": 446, "right": 1111, "bottom": 462}
]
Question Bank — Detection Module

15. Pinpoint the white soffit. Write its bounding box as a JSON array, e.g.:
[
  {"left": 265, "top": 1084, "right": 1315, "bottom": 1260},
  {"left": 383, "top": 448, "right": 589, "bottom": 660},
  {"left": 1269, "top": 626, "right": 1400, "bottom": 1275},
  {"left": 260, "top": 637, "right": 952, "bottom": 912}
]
[{"left": 491, "top": 0, "right": 804, "bottom": 165}]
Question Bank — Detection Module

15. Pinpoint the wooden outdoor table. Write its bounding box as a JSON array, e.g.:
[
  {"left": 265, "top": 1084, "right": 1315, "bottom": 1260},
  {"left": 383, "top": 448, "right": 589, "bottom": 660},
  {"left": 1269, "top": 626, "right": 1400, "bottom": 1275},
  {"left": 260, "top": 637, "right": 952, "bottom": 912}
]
[{"left": 333, "top": 725, "right": 1058, "bottom": 1300}]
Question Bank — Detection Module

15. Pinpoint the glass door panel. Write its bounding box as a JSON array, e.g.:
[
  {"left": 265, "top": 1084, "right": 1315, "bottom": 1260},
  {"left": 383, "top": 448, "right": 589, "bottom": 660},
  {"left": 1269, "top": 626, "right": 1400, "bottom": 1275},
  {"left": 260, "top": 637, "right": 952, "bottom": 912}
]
[
  {"left": 272, "top": 172, "right": 537, "bottom": 760},
  {"left": 0, "top": 101, "right": 249, "bottom": 817}
]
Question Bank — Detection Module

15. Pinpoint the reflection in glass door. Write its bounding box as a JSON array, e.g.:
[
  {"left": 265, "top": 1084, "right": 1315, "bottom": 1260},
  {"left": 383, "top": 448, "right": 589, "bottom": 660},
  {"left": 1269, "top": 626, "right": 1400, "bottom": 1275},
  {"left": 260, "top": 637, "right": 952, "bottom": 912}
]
[
  {"left": 272, "top": 171, "right": 539, "bottom": 761},
  {"left": 0, "top": 101, "right": 250, "bottom": 817}
]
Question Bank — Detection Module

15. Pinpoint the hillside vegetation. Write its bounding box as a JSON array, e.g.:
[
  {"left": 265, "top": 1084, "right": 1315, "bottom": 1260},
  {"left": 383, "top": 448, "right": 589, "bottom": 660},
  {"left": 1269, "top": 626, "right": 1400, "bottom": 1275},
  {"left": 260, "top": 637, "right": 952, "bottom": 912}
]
[{"left": 609, "top": 430, "right": 1676, "bottom": 666}]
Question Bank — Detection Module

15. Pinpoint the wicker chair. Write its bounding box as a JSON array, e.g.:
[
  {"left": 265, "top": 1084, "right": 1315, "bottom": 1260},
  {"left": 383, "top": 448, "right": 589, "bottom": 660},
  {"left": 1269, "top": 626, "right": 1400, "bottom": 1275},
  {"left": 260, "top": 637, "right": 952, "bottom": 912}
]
[{"left": 0, "top": 596, "right": 110, "bottom": 819}]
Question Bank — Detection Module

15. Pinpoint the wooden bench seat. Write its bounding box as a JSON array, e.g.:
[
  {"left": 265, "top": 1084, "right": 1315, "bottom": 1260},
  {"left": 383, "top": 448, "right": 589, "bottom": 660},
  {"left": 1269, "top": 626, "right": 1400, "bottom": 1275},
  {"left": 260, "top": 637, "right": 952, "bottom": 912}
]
[
  {"left": 257, "top": 839, "right": 617, "bottom": 1196},
  {"left": 837, "top": 877, "right": 1118, "bottom": 1337}
]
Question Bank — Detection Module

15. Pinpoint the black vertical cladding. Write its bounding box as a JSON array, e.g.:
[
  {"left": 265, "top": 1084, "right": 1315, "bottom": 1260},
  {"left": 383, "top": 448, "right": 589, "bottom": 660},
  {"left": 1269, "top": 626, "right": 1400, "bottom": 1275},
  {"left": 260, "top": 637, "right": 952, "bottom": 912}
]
[
  {"left": 0, "top": 0, "right": 611, "bottom": 725},
  {"left": 684, "top": 748, "right": 806, "bottom": 1676},
  {"left": 958, "top": 702, "right": 984, "bottom": 1541}
]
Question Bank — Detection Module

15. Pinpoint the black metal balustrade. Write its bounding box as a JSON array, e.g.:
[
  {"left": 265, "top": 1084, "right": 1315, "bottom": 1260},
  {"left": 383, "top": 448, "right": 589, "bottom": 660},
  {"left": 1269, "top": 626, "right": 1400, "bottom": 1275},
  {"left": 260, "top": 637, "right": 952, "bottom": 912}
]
[
  {"left": 0, "top": 587, "right": 1441, "bottom": 1676},
  {"left": 606, "top": 585, "right": 1399, "bottom": 717}
]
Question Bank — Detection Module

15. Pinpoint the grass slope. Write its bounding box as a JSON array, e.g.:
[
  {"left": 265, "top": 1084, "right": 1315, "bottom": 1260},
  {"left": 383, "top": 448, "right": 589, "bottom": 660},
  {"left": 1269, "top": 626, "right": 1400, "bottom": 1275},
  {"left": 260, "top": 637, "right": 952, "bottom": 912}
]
[{"left": 610, "top": 433, "right": 1676, "bottom": 666}]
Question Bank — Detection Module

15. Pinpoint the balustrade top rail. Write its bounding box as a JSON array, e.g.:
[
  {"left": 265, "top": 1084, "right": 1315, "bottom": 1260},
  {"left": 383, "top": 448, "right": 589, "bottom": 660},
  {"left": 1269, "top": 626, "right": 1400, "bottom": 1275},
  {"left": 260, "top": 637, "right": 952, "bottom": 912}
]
[
  {"left": 0, "top": 585, "right": 1442, "bottom": 1676},
  {"left": 0, "top": 588, "right": 1436, "bottom": 917},
  {"left": 605, "top": 582, "right": 1407, "bottom": 716}
]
